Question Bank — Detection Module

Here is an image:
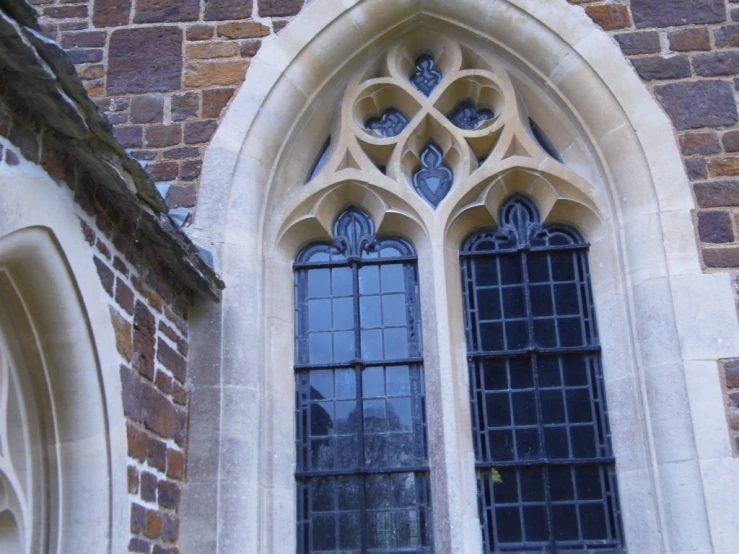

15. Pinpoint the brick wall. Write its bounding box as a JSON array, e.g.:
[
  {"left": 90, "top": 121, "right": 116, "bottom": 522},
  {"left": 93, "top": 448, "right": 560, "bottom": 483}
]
[
  {"left": 33, "top": 0, "right": 304, "bottom": 215},
  {"left": 1, "top": 90, "right": 192, "bottom": 554}
]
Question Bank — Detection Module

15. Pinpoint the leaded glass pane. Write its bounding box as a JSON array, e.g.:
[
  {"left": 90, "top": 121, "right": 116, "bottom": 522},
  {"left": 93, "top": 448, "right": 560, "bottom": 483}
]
[
  {"left": 461, "top": 196, "right": 624, "bottom": 553},
  {"left": 295, "top": 208, "right": 433, "bottom": 553}
]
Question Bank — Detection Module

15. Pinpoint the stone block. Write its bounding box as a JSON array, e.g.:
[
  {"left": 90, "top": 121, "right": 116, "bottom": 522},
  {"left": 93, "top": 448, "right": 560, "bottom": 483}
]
[
  {"left": 133, "top": 300, "right": 156, "bottom": 380},
  {"left": 709, "top": 156, "right": 739, "bottom": 177},
  {"left": 186, "top": 24, "right": 214, "bottom": 41},
  {"left": 158, "top": 480, "right": 181, "bottom": 509},
  {"left": 695, "top": 180, "right": 739, "bottom": 207},
  {"left": 167, "top": 449, "right": 185, "bottom": 480},
  {"left": 631, "top": 55, "right": 691, "bottom": 80},
  {"left": 147, "top": 162, "right": 179, "bottom": 182},
  {"left": 142, "top": 384, "right": 179, "bottom": 438},
  {"left": 669, "top": 27, "right": 711, "bottom": 51},
  {"left": 148, "top": 436, "right": 167, "bottom": 472},
  {"left": 110, "top": 307, "right": 133, "bottom": 361},
  {"left": 726, "top": 360, "right": 739, "bottom": 388},
  {"left": 632, "top": 0, "right": 725, "bottom": 28},
  {"left": 145, "top": 124, "right": 181, "bottom": 147},
  {"left": 171, "top": 92, "right": 199, "bottom": 122},
  {"left": 686, "top": 158, "right": 707, "bottom": 181},
  {"left": 157, "top": 339, "right": 186, "bottom": 382},
  {"left": 130, "top": 95, "right": 164, "bottom": 124},
  {"left": 128, "top": 538, "right": 150, "bottom": 553},
  {"left": 715, "top": 24, "right": 739, "bottom": 48},
  {"left": 108, "top": 27, "right": 182, "bottom": 94},
  {"left": 258, "top": 0, "right": 303, "bottom": 17},
  {"left": 202, "top": 87, "right": 234, "bottom": 118},
  {"left": 44, "top": 5, "right": 88, "bottom": 18},
  {"left": 698, "top": 211, "right": 734, "bottom": 243},
  {"left": 155, "top": 371, "right": 173, "bottom": 394},
  {"left": 703, "top": 247, "right": 739, "bottom": 267},
  {"left": 694, "top": 51, "right": 739, "bottom": 77},
  {"left": 131, "top": 502, "right": 146, "bottom": 534},
  {"left": 181, "top": 160, "right": 202, "bottom": 181},
  {"left": 187, "top": 42, "right": 239, "bottom": 59},
  {"left": 184, "top": 61, "right": 249, "bottom": 87},
  {"left": 184, "top": 120, "right": 218, "bottom": 144},
  {"left": 94, "top": 256, "right": 114, "bottom": 295},
  {"left": 614, "top": 31, "right": 660, "bottom": 55},
  {"left": 140, "top": 470, "right": 158, "bottom": 503},
  {"left": 145, "top": 511, "right": 162, "bottom": 539},
  {"left": 680, "top": 131, "right": 720, "bottom": 155},
  {"left": 723, "top": 129, "right": 739, "bottom": 152},
  {"left": 204, "top": 0, "right": 252, "bottom": 21},
  {"left": 585, "top": 4, "right": 631, "bottom": 31},
  {"left": 162, "top": 513, "right": 179, "bottom": 543},
  {"left": 240, "top": 39, "right": 261, "bottom": 58},
  {"left": 654, "top": 80, "right": 738, "bottom": 130},
  {"left": 115, "top": 278, "right": 134, "bottom": 314},
  {"left": 164, "top": 147, "right": 199, "bottom": 160},
  {"left": 61, "top": 31, "right": 106, "bottom": 49},
  {"left": 216, "top": 21, "right": 270, "bottom": 39},
  {"left": 134, "top": 0, "right": 199, "bottom": 23},
  {"left": 127, "top": 423, "right": 148, "bottom": 462}
]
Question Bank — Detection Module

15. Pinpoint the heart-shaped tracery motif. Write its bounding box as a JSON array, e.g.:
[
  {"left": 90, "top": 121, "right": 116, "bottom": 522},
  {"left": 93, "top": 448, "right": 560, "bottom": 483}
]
[{"left": 413, "top": 143, "right": 453, "bottom": 208}]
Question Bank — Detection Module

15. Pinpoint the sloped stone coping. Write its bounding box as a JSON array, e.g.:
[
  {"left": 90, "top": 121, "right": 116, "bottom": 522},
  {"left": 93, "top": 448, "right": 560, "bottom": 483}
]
[{"left": 0, "top": 0, "right": 224, "bottom": 299}]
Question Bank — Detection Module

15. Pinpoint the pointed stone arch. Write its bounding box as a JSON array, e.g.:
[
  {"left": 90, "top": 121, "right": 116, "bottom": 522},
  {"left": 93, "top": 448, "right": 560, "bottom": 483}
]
[{"left": 188, "top": 1, "right": 739, "bottom": 552}]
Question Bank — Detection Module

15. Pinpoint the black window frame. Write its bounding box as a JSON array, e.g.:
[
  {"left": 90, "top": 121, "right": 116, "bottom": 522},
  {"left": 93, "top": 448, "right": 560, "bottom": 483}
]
[
  {"left": 460, "top": 195, "right": 626, "bottom": 553},
  {"left": 294, "top": 208, "right": 434, "bottom": 554}
]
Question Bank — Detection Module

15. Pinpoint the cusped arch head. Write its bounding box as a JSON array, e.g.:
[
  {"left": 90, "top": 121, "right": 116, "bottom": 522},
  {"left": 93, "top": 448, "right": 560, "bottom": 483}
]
[
  {"left": 446, "top": 165, "right": 603, "bottom": 249},
  {"left": 275, "top": 180, "right": 429, "bottom": 262}
]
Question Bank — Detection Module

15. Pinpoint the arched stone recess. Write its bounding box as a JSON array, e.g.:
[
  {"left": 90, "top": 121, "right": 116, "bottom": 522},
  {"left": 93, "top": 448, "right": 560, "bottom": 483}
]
[
  {"left": 188, "top": 1, "right": 739, "bottom": 553},
  {"left": 0, "top": 151, "right": 129, "bottom": 553}
]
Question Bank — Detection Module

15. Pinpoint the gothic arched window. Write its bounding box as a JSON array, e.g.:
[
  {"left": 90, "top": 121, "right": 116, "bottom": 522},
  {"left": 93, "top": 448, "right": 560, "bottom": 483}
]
[
  {"left": 294, "top": 208, "right": 433, "bottom": 553},
  {"left": 460, "top": 196, "right": 625, "bottom": 552}
]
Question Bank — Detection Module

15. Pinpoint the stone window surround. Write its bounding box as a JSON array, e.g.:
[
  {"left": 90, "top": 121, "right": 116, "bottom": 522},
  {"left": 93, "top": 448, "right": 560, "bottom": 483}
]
[
  {"left": 0, "top": 143, "right": 129, "bottom": 553},
  {"left": 185, "top": 1, "right": 739, "bottom": 553}
]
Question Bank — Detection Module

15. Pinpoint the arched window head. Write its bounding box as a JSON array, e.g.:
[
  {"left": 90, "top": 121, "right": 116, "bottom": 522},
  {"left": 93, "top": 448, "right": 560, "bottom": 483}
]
[
  {"left": 294, "top": 208, "right": 433, "bottom": 553},
  {"left": 460, "top": 196, "right": 624, "bottom": 553}
]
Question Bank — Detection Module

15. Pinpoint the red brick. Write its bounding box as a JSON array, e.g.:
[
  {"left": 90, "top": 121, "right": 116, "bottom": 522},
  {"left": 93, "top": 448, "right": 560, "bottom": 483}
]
[
  {"left": 585, "top": 4, "right": 631, "bottom": 31},
  {"left": 698, "top": 211, "right": 734, "bottom": 243},
  {"left": 216, "top": 21, "right": 270, "bottom": 39},
  {"left": 128, "top": 466, "right": 139, "bottom": 494},
  {"left": 93, "top": 0, "right": 131, "bottom": 26},
  {"left": 133, "top": 300, "right": 156, "bottom": 380},
  {"left": 186, "top": 24, "right": 214, "bottom": 41},
  {"left": 148, "top": 437, "right": 167, "bottom": 472},
  {"left": 145, "top": 124, "right": 182, "bottom": 148},
  {"left": 709, "top": 157, "right": 739, "bottom": 177},
  {"left": 131, "top": 502, "right": 147, "bottom": 534},
  {"left": 110, "top": 307, "right": 133, "bottom": 361},
  {"left": 162, "top": 513, "right": 180, "bottom": 543},
  {"left": 258, "top": 0, "right": 302, "bottom": 17},
  {"left": 725, "top": 360, "right": 739, "bottom": 388},
  {"left": 681, "top": 132, "right": 720, "bottom": 156},
  {"left": 614, "top": 31, "right": 660, "bottom": 55},
  {"left": 115, "top": 278, "right": 134, "bottom": 315},
  {"left": 158, "top": 339, "right": 186, "bottom": 382},
  {"left": 167, "top": 449, "right": 185, "bottom": 480},
  {"left": 134, "top": 0, "right": 199, "bottom": 23},
  {"left": 127, "top": 423, "right": 148, "bottom": 461},
  {"left": 94, "top": 256, "right": 114, "bottom": 296},
  {"left": 158, "top": 481, "right": 181, "bottom": 509},
  {"left": 108, "top": 27, "right": 182, "bottom": 94},
  {"left": 140, "top": 471, "right": 158, "bottom": 502},
  {"left": 669, "top": 27, "right": 710, "bottom": 51},
  {"left": 202, "top": 88, "right": 234, "bottom": 118},
  {"left": 703, "top": 247, "right": 739, "bottom": 267},
  {"left": 145, "top": 511, "right": 162, "bottom": 539}
]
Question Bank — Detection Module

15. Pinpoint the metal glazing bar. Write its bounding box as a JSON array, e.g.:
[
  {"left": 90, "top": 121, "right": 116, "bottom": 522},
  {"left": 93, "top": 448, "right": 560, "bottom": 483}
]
[
  {"left": 474, "top": 457, "right": 616, "bottom": 469},
  {"left": 459, "top": 243, "right": 590, "bottom": 258},
  {"left": 467, "top": 345, "right": 601, "bottom": 359},
  {"left": 293, "top": 255, "right": 418, "bottom": 270},
  {"left": 294, "top": 357, "right": 424, "bottom": 372},
  {"left": 295, "top": 466, "right": 431, "bottom": 478}
]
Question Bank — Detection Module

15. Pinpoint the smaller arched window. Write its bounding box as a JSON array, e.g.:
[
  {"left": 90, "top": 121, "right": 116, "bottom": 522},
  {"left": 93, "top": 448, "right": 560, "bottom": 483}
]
[
  {"left": 294, "top": 209, "right": 433, "bottom": 553},
  {"left": 460, "top": 196, "right": 625, "bottom": 552}
]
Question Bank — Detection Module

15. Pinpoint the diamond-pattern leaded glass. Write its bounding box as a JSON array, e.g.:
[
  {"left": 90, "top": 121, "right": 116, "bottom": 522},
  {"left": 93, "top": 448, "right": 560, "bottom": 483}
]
[
  {"left": 460, "top": 196, "right": 625, "bottom": 553},
  {"left": 295, "top": 208, "right": 433, "bottom": 554}
]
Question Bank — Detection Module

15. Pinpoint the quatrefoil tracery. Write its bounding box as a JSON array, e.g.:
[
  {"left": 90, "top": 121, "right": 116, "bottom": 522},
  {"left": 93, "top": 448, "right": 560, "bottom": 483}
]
[{"left": 310, "top": 36, "right": 563, "bottom": 210}]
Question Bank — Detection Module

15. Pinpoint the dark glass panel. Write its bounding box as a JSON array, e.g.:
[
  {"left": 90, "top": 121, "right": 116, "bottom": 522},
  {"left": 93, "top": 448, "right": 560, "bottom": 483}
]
[
  {"left": 410, "top": 54, "right": 442, "bottom": 96},
  {"left": 493, "top": 469, "right": 519, "bottom": 504},
  {"left": 515, "top": 428, "right": 540, "bottom": 460},
  {"left": 505, "top": 321, "right": 528, "bottom": 351},
  {"left": 520, "top": 468, "right": 546, "bottom": 502},
  {"left": 571, "top": 427, "right": 597, "bottom": 459},
  {"left": 478, "top": 288, "right": 502, "bottom": 321},
  {"left": 566, "top": 389, "right": 594, "bottom": 424},
  {"left": 490, "top": 430, "right": 515, "bottom": 461},
  {"left": 499, "top": 255, "right": 523, "bottom": 284},
  {"left": 365, "top": 108, "right": 409, "bottom": 138},
  {"left": 474, "top": 259, "right": 499, "bottom": 286},
  {"left": 312, "top": 514, "right": 337, "bottom": 550},
  {"left": 485, "top": 392, "right": 511, "bottom": 427},
  {"left": 540, "top": 390, "right": 565, "bottom": 424},
  {"left": 543, "top": 427, "right": 569, "bottom": 459},
  {"left": 480, "top": 322, "right": 505, "bottom": 351},
  {"left": 575, "top": 466, "right": 603, "bottom": 501},
  {"left": 448, "top": 101, "right": 495, "bottom": 130},
  {"left": 495, "top": 508, "right": 523, "bottom": 543},
  {"left": 523, "top": 505, "right": 549, "bottom": 542},
  {"left": 548, "top": 467, "right": 575, "bottom": 502},
  {"left": 512, "top": 391, "right": 537, "bottom": 425},
  {"left": 552, "top": 505, "right": 579, "bottom": 541},
  {"left": 580, "top": 504, "right": 608, "bottom": 541},
  {"left": 509, "top": 358, "right": 534, "bottom": 389},
  {"left": 482, "top": 359, "right": 509, "bottom": 391}
]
